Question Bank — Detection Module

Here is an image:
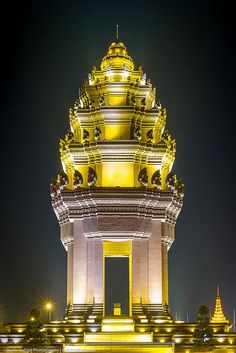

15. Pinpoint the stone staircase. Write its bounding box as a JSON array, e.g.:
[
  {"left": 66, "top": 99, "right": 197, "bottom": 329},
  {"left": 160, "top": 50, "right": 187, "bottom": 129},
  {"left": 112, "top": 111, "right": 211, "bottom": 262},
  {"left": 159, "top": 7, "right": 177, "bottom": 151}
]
[
  {"left": 132, "top": 303, "right": 173, "bottom": 323},
  {"left": 64, "top": 303, "right": 103, "bottom": 323}
]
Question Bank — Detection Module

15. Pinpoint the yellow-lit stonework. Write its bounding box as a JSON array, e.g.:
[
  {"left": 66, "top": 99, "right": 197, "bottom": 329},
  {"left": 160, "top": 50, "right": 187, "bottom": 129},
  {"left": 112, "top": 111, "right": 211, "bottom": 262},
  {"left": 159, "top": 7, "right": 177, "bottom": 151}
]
[
  {"left": 211, "top": 287, "right": 229, "bottom": 324},
  {"left": 58, "top": 41, "right": 178, "bottom": 190},
  {"left": 0, "top": 40, "right": 235, "bottom": 353},
  {"left": 50, "top": 40, "right": 184, "bottom": 316}
]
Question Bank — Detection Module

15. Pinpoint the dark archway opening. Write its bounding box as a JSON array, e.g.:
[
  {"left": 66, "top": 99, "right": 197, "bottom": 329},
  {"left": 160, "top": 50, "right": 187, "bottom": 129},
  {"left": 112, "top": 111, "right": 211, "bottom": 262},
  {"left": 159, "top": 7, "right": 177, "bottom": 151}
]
[{"left": 105, "top": 257, "right": 129, "bottom": 316}]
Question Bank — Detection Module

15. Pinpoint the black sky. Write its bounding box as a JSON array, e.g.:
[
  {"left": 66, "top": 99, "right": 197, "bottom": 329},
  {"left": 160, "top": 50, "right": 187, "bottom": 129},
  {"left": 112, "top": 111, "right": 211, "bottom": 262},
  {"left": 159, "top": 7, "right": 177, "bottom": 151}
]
[{"left": 0, "top": 0, "right": 235, "bottom": 323}]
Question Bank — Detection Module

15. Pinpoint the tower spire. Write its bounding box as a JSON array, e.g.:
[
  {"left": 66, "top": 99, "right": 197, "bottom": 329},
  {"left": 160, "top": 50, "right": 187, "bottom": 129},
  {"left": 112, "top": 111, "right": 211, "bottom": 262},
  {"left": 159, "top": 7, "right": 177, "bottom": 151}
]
[
  {"left": 211, "top": 286, "right": 229, "bottom": 323},
  {"left": 116, "top": 24, "right": 119, "bottom": 40}
]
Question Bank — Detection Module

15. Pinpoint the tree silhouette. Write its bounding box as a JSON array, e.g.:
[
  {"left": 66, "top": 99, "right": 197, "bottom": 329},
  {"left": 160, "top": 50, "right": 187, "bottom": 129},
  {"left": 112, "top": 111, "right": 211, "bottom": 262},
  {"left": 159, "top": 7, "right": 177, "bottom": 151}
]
[
  {"left": 23, "top": 308, "right": 47, "bottom": 348},
  {"left": 193, "top": 305, "right": 215, "bottom": 351}
]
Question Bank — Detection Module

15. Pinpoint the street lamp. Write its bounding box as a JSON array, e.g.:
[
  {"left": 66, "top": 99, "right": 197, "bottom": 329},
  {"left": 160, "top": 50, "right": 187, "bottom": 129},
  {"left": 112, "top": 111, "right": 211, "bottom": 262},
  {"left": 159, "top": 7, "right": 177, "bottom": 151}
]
[{"left": 44, "top": 301, "right": 53, "bottom": 322}]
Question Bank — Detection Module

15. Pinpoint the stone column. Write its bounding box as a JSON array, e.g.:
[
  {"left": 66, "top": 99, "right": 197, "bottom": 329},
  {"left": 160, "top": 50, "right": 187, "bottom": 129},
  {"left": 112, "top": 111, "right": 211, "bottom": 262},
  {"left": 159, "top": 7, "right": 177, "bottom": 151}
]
[
  {"left": 161, "top": 221, "right": 175, "bottom": 305},
  {"left": 162, "top": 242, "right": 169, "bottom": 304},
  {"left": 148, "top": 220, "right": 162, "bottom": 304},
  {"left": 95, "top": 239, "right": 103, "bottom": 303},
  {"left": 73, "top": 220, "right": 87, "bottom": 304},
  {"left": 87, "top": 238, "right": 95, "bottom": 303},
  {"left": 67, "top": 242, "right": 73, "bottom": 305},
  {"left": 140, "top": 238, "right": 148, "bottom": 304},
  {"left": 132, "top": 239, "right": 141, "bottom": 303},
  {"left": 60, "top": 222, "right": 74, "bottom": 306}
]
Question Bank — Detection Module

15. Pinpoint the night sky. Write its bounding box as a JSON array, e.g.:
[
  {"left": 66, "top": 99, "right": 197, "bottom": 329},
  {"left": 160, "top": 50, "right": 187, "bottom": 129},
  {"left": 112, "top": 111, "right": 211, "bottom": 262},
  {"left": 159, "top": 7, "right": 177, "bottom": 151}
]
[{"left": 0, "top": 0, "right": 235, "bottom": 323}]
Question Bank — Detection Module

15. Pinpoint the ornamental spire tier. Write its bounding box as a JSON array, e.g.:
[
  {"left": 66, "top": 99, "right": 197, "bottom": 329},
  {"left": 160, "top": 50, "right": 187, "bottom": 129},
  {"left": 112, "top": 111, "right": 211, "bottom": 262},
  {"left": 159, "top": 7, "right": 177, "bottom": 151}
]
[
  {"left": 211, "top": 287, "right": 229, "bottom": 324},
  {"left": 51, "top": 41, "right": 184, "bottom": 322}
]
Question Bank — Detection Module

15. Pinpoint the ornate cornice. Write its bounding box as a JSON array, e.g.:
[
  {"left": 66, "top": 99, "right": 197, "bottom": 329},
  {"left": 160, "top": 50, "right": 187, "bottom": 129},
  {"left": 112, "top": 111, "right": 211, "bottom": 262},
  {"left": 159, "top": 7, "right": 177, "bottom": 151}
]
[{"left": 52, "top": 187, "right": 183, "bottom": 245}]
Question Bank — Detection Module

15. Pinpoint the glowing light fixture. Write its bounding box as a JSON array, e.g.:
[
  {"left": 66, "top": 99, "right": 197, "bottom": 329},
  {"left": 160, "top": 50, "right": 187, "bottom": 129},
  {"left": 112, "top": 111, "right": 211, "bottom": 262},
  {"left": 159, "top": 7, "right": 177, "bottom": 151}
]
[
  {"left": 45, "top": 302, "right": 53, "bottom": 310},
  {"left": 44, "top": 301, "right": 54, "bottom": 322},
  {"left": 140, "top": 319, "right": 148, "bottom": 323},
  {"left": 68, "top": 319, "right": 80, "bottom": 323}
]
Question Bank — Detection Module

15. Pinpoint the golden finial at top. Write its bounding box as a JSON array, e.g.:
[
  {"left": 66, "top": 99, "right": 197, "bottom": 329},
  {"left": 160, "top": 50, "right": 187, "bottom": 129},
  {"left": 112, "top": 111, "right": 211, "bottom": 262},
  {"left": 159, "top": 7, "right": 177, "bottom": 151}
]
[{"left": 100, "top": 40, "right": 134, "bottom": 71}]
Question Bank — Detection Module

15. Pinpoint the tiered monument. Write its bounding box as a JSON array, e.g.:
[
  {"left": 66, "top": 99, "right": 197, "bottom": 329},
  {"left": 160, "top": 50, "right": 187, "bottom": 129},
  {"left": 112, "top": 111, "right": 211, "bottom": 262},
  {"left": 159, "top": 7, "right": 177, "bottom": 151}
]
[
  {"left": 0, "top": 39, "right": 235, "bottom": 353},
  {"left": 51, "top": 40, "right": 183, "bottom": 323}
]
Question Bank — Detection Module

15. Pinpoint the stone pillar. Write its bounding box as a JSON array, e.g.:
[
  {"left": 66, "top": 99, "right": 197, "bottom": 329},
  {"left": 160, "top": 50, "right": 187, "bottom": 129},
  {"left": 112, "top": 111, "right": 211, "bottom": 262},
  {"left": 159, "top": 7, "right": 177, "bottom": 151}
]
[
  {"left": 162, "top": 242, "right": 169, "bottom": 304},
  {"left": 161, "top": 221, "right": 175, "bottom": 305},
  {"left": 132, "top": 239, "right": 141, "bottom": 303},
  {"left": 67, "top": 242, "right": 73, "bottom": 305},
  {"left": 87, "top": 238, "right": 95, "bottom": 303},
  {"left": 73, "top": 220, "right": 87, "bottom": 304},
  {"left": 140, "top": 238, "right": 148, "bottom": 304},
  {"left": 60, "top": 222, "right": 74, "bottom": 306},
  {"left": 95, "top": 239, "right": 103, "bottom": 303},
  {"left": 148, "top": 220, "right": 162, "bottom": 304}
]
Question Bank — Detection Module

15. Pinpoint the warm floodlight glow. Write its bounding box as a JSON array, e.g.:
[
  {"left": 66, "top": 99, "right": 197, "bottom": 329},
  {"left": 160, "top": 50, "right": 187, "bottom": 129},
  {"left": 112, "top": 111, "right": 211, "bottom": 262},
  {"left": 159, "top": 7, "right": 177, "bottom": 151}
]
[
  {"left": 159, "top": 338, "right": 166, "bottom": 343},
  {"left": 84, "top": 332, "right": 153, "bottom": 343},
  {"left": 101, "top": 317, "right": 134, "bottom": 333},
  {"left": 166, "top": 328, "right": 172, "bottom": 332},
  {"left": 90, "top": 327, "right": 98, "bottom": 333},
  {"left": 45, "top": 302, "right": 53, "bottom": 310},
  {"left": 175, "top": 337, "right": 182, "bottom": 343},
  {"left": 44, "top": 300, "right": 54, "bottom": 322},
  {"left": 140, "top": 318, "right": 148, "bottom": 323}
]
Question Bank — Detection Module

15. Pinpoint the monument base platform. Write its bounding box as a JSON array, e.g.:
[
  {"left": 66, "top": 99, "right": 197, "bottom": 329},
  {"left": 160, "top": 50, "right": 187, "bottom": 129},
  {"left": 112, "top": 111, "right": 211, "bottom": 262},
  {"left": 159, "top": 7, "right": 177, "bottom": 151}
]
[{"left": 63, "top": 343, "right": 173, "bottom": 353}]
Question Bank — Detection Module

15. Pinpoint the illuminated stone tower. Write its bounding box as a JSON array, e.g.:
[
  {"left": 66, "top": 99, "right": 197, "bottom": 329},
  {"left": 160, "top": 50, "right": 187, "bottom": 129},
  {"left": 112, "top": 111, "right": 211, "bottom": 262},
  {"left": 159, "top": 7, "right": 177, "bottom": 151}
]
[
  {"left": 0, "top": 38, "right": 236, "bottom": 353},
  {"left": 1, "top": 40, "right": 235, "bottom": 353},
  {"left": 51, "top": 41, "right": 184, "bottom": 322}
]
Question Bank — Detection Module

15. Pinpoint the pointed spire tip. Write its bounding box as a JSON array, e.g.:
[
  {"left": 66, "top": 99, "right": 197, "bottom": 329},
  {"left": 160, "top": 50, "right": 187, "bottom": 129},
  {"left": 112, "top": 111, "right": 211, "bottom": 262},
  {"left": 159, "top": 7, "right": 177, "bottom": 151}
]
[{"left": 116, "top": 24, "right": 119, "bottom": 40}]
